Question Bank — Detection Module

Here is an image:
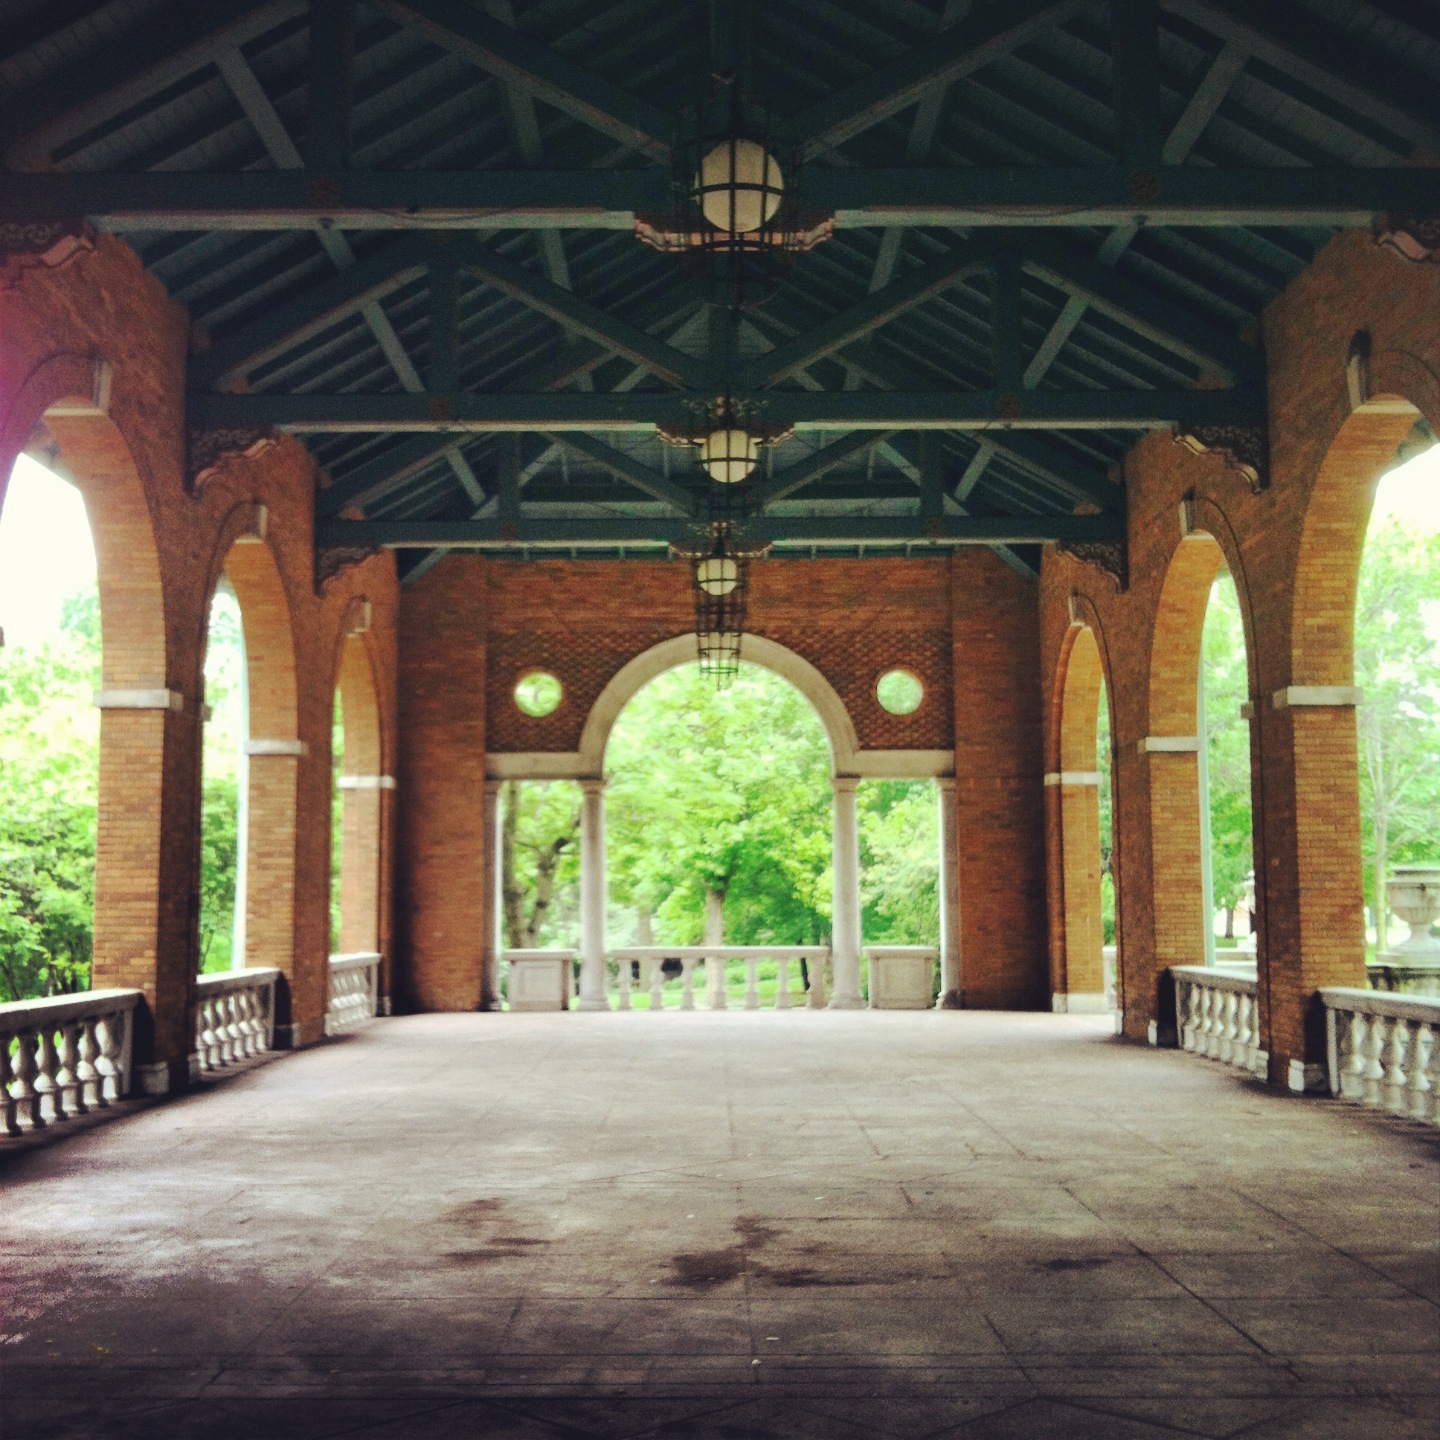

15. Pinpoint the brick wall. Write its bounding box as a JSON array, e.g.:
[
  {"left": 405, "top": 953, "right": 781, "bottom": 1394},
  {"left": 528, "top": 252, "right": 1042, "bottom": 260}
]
[
  {"left": 1038, "top": 231, "right": 1440, "bottom": 1077},
  {"left": 0, "top": 236, "right": 399, "bottom": 1081}
]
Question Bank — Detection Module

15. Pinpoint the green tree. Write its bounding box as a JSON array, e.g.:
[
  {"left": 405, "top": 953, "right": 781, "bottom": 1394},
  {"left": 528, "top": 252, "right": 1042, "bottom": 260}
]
[
  {"left": 501, "top": 780, "right": 581, "bottom": 949},
  {"left": 0, "top": 592, "right": 100, "bottom": 1000},
  {"left": 859, "top": 780, "right": 939, "bottom": 944},
  {"left": 606, "top": 667, "right": 833, "bottom": 946},
  {"left": 1203, "top": 575, "right": 1254, "bottom": 921},
  {"left": 198, "top": 588, "right": 244, "bottom": 972},
  {"left": 1355, "top": 517, "right": 1440, "bottom": 946}
]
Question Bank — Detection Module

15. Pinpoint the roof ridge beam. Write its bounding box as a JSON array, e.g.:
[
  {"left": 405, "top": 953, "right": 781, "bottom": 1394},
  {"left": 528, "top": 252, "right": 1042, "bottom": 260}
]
[
  {"left": 737, "top": 245, "right": 992, "bottom": 389},
  {"left": 317, "top": 512, "right": 1126, "bottom": 549},
  {"left": 789, "top": 0, "right": 1086, "bottom": 158},
  {"left": 373, "top": 0, "right": 673, "bottom": 161},
  {"left": 452, "top": 237, "right": 709, "bottom": 389},
  {"left": 190, "top": 234, "right": 430, "bottom": 388},
  {"left": 0, "top": 0, "right": 307, "bottom": 168},
  {"left": 1007, "top": 230, "right": 1263, "bottom": 381},
  {"left": 191, "top": 387, "right": 1264, "bottom": 431}
]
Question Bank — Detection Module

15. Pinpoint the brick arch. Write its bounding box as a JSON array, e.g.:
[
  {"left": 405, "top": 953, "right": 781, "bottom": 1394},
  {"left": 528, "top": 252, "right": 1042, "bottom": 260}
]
[
  {"left": 1292, "top": 397, "right": 1425, "bottom": 686},
  {"left": 205, "top": 525, "right": 301, "bottom": 997},
  {"left": 3, "top": 353, "right": 167, "bottom": 689},
  {"left": 1046, "top": 622, "right": 1110, "bottom": 1007},
  {"left": 578, "top": 633, "right": 861, "bottom": 777},
  {"left": 333, "top": 621, "right": 386, "bottom": 956},
  {"left": 1148, "top": 532, "right": 1226, "bottom": 738}
]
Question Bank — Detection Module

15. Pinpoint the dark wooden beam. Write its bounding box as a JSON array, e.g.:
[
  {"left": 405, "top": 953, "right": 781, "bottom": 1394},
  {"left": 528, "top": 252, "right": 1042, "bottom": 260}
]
[
  {"left": 192, "top": 386, "right": 1264, "bottom": 432},
  {"left": 316, "top": 511, "right": 1127, "bottom": 549}
]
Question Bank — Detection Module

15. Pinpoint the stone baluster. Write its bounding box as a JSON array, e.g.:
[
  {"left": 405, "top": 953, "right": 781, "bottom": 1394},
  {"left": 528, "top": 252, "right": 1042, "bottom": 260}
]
[
  {"left": 1, "top": 1038, "right": 19, "bottom": 1135},
  {"left": 1237, "top": 993, "right": 1255, "bottom": 1071},
  {"left": 744, "top": 957, "right": 760, "bottom": 1010},
  {"left": 648, "top": 958, "right": 665, "bottom": 1011},
  {"left": 233, "top": 992, "right": 252, "bottom": 1058},
  {"left": 1383, "top": 1018, "right": 1411, "bottom": 1114},
  {"left": 1341, "top": 1011, "right": 1367, "bottom": 1101},
  {"left": 807, "top": 954, "right": 828, "bottom": 1009},
  {"left": 96, "top": 1014, "right": 123, "bottom": 1101},
  {"left": 709, "top": 954, "right": 728, "bottom": 1010},
  {"left": 617, "top": 956, "right": 632, "bottom": 1011},
  {"left": 33, "top": 1027, "right": 59, "bottom": 1123},
  {"left": 1361, "top": 1013, "right": 1388, "bottom": 1108},
  {"left": 775, "top": 958, "right": 791, "bottom": 1010},
  {"left": 76, "top": 1018, "right": 101, "bottom": 1108},
  {"left": 1178, "top": 982, "right": 1197, "bottom": 1052},
  {"left": 11, "top": 1030, "right": 41, "bottom": 1129},
  {"left": 1412, "top": 1022, "right": 1437, "bottom": 1123},
  {"left": 55, "top": 1022, "right": 82, "bottom": 1118},
  {"left": 680, "top": 957, "right": 697, "bottom": 1010}
]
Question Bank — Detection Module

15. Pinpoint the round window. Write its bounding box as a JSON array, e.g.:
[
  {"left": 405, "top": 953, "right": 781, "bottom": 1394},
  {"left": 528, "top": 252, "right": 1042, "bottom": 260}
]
[
  {"left": 514, "top": 671, "right": 562, "bottom": 718},
  {"left": 876, "top": 669, "right": 923, "bottom": 716}
]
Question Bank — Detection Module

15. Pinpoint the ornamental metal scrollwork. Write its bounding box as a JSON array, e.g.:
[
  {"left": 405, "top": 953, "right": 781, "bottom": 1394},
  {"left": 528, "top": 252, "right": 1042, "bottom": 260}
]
[
  {"left": 1375, "top": 214, "right": 1440, "bottom": 264},
  {"left": 0, "top": 221, "right": 94, "bottom": 287},
  {"left": 315, "top": 543, "right": 379, "bottom": 594},
  {"left": 186, "top": 428, "right": 277, "bottom": 493},
  {"left": 1172, "top": 422, "right": 1269, "bottom": 493},
  {"left": 1056, "top": 538, "right": 1127, "bottom": 593}
]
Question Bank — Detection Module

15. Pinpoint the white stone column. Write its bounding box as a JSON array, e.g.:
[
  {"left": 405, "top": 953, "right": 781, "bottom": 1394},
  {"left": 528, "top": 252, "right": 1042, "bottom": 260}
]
[
  {"left": 480, "top": 778, "right": 502, "bottom": 1011},
  {"left": 578, "top": 777, "right": 610, "bottom": 1010},
  {"left": 935, "top": 776, "right": 962, "bottom": 1009},
  {"left": 829, "top": 776, "right": 864, "bottom": 1008}
]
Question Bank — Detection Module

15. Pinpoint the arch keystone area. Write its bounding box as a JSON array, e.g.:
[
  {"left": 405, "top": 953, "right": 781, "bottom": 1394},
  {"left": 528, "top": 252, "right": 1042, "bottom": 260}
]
[{"left": 576, "top": 634, "right": 862, "bottom": 777}]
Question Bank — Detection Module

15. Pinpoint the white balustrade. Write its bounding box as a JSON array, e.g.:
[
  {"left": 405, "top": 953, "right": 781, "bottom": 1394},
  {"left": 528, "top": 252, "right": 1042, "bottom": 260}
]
[
  {"left": 328, "top": 952, "right": 382, "bottom": 1033},
  {"left": 609, "top": 947, "right": 831, "bottom": 1012},
  {"left": 1, "top": 989, "right": 140, "bottom": 1135},
  {"left": 1171, "top": 966, "right": 1266, "bottom": 1079},
  {"left": 1323, "top": 988, "right": 1440, "bottom": 1126},
  {"left": 194, "top": 969, "right": 279, "bottom": 1072}
]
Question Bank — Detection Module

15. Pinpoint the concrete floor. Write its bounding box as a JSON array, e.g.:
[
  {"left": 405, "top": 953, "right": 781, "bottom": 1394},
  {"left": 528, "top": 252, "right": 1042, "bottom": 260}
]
[{"left": 1, "top": 1011, "right": 1437, "bottom": 1440}]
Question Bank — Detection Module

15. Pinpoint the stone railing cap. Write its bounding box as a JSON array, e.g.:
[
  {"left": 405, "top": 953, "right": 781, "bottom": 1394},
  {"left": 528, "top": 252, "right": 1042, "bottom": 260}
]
[
  {"left": 1170, "top": 965, "right": 1258, "bottom": 993},
  {"left": 1320, "top": 987, "right": 1440, "bottom": 1021},
  {"left": 328, "top": 952, "right": 383, "bottom": 971},
  {"left": 196, "top": 968, "right": 282, "bottom": 994},
  {"left": 0, "top": 988, "right": 142, "bottom": 1028}
]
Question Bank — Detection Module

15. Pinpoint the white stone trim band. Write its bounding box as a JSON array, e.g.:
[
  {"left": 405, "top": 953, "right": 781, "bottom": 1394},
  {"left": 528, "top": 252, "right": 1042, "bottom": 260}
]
[
  {"left": 245, "top": 738, "right": 308, "bottom": 757},
  {"left": 1044, "top": 771, "right": 1102, "bottom": 787},
  {"left": 1272, "top": 686, "right": 1363, "bottom": 710},
  {"left": 93, "top": 688, "right": 184, "bottom": 712},
  {"left": 337, "top": 774, "right": 396, "bottom": 790},
  {"left": 1136, "top": 735, "right": 1199, "bottom": 754}
]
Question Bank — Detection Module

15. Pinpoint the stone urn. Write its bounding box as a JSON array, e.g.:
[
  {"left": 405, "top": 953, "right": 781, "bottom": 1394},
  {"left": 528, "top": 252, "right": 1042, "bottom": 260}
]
[{"left": 1388, "top": 865, "right": 1440, "bottom": 958}]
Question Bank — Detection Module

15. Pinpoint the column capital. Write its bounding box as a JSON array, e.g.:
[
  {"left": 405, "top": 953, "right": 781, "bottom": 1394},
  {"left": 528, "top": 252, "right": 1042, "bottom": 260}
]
[
  {"left": 579, "top": 775, "right": 608, "bottom": 796},
  {"left": 482, "top": 776, "right": 503, "bottom": 799},
  {"left": 933, "top": 775, "right": 957, "bottom": 794},
  {"left": 830, "top": 774, "right": 860, "bottom": 795}
]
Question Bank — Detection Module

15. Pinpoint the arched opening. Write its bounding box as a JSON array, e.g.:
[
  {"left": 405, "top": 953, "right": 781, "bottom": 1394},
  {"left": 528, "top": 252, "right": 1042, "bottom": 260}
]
[
  {"left": 603, "top": 663, "right": 832, "bottom": 1007},
  {"left": 207, "top": 533, "right": 300, "bottom": 993},
  {"left": 0, "top": 453, "right": 100, "bottom": 1001},
  {"left": 1143, "top": 530, "right": 1257, "bottom": 1015},
  {"left": 1276, "top": 394, "right": 1433, "bottom": 1048},
  {"left": 1351, "top": 430, "right": 1440, "bottom": 967},
  {"left": 1050, "top": 622, "right": 1116, "bottom": 1013},
  {"left": 332, "top": 622, "right": 386, "bottom": 959},
  {"left": 3, "top": 389, "right": 180, "bottom": 1076},
  {"left": 198, "top": 581, "right": 244, "bottom": 972}
]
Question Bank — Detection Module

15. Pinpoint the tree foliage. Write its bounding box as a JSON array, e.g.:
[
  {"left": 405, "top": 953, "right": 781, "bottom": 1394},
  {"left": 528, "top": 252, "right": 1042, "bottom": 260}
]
[
  {"left": 1354, "top": 516, "right": 1440, "bottom": 944},
  {"left": 1203, "top": 575, "right": 1254, "bottom": 916},
  {"left": 0, "top": 592, "right": 99, "bottom": 1001}
]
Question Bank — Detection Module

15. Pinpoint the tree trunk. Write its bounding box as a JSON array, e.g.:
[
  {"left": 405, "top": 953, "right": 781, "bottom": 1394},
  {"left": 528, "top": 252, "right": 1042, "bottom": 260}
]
[
  {"left": 637, "top": 905, "right": 653, "bottom": 946},
  {"left": 501, "top": 780, "right": 527, "bottom": 950},
  {"left": 704, "top": 888, "right": 725, "bottom": 946}
]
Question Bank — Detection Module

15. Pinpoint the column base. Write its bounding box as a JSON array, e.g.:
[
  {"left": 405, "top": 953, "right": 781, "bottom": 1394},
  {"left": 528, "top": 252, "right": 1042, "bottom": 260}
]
[
  {"left": 1052, "top": 992, "right": 1110, "bottom": 1015},
  {"left": 132, "top": 1061, "right": 174, "bottom": 1096},
  {"left": 827, "top": 995, "right": 866, "bottom": 1010},
  {"left": 1287, "top": 1059, "right": 1328, "bottom": 1094},
  {"left": 935, "top": 989, "right": 963, "bottom": 1010},
  {"left": 576, "top": 997, "right": 611, "bottom": 1012}
]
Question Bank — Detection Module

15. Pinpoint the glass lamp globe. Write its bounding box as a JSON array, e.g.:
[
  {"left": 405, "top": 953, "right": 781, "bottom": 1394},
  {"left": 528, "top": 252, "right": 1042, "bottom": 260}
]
[
  {"left": 695, "top": 555, "right": 740, "bottom": 596},
  {"left": 697, "top": 139, "right": 784, "bottom": 234},
  {"left": 700, "top": 427, "right": 759, "bottom": 484}
]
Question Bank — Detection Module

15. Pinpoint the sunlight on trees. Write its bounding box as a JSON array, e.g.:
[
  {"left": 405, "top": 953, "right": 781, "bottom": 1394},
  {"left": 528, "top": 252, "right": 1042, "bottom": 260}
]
[
  {"left": 1097, "top": 676, "right": 1115, "bottom": 946},
  {"left": 1202, "top": 574, "right": 1253, "bottom": 946},
  {"left": 199, "top": 587, "right": 244, "bottom": 973}
]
